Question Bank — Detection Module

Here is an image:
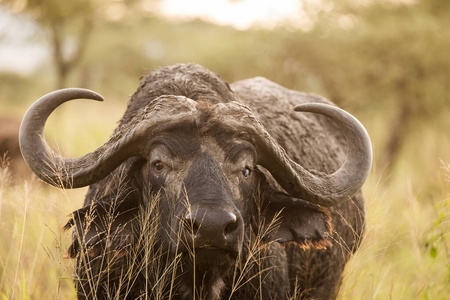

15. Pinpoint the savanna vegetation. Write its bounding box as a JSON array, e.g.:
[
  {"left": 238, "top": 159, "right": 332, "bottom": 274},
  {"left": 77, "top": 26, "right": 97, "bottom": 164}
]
[{"left": 0, "top": 0, "right": 449, "bottom": 298}]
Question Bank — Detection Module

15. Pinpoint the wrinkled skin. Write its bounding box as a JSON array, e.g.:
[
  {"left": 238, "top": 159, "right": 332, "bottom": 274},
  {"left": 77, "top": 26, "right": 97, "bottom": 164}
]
[{"left": 53, "top": 64, "right": 365, "bottom": 299}]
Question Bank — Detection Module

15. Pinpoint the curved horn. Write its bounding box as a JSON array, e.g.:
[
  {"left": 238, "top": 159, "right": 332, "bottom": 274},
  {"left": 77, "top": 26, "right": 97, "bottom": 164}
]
[
  {"left": 284, "top": 103, "right": 373, "bottom": 206},
  {"left": 216, "top": 101, "right": 372, "bottom": 207},
  {"left": 19, "top": 89, "right": 198, "bottom": 188}
]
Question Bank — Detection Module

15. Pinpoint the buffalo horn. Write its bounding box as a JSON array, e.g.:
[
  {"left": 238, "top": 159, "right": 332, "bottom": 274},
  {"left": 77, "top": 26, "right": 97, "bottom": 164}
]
[
  {"left": 261, "top": 103, "right": 372, "bottom": 207},
  {"left": 19, "top": 89, "right": 197, "bottom": 188},
  {"left": 217, "top": 101, "right": 372, "bottom": 207}
]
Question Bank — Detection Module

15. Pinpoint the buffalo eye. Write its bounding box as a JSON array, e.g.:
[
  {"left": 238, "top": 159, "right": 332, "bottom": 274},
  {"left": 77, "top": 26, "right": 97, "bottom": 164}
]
[
  {"left": 152, "top": 160, "right": 165, "bottom": 172},
  {"left": 242, "top": 167, "right": 252, "bottom": 178}
]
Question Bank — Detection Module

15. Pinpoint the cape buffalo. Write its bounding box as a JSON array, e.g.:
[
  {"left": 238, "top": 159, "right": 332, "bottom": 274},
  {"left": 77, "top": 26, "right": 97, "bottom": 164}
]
[{"left": 19, "top": 64, "right": 372, "bottom": 299}]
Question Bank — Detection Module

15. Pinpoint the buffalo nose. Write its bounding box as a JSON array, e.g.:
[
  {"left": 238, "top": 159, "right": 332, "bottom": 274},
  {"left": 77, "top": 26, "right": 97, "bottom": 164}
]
[{"left": 182, "top": 209, "right": 243, "bottom": 249}]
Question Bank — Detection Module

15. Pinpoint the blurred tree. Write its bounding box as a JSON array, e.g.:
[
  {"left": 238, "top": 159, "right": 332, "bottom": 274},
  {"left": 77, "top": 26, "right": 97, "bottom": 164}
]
[
  {"left": 0, "top": 0, "right": 160, "bottom": 88},
  {"left": 0, "top": 0, "right": 96, "bottom": 88}
]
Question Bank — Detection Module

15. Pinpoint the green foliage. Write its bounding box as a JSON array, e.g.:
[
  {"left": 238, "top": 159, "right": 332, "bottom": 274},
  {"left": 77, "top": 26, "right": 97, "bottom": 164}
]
[{"left": 424, "top": 180, "right": 450, "bottom": 285}]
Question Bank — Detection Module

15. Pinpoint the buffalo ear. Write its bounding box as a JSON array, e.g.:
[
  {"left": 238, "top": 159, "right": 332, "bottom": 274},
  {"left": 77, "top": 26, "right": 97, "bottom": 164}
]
[
  {"left": 256, "top": 189, "right": 333, "bottom": 250},
  {"left": 63, "top": 195, "right": 139, "bottom": 259}
]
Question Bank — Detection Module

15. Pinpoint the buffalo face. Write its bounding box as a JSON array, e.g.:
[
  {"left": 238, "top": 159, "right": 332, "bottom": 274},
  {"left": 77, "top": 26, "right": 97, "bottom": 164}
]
[{"left": 140, "top": 126, "right": 253, "bottom": 260}]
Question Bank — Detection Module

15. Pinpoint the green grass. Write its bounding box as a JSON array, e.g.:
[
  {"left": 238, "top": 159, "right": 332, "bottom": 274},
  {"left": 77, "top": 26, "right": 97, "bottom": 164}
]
[{"left": 0, "top": 101, "right": 448, "bottom": 299}]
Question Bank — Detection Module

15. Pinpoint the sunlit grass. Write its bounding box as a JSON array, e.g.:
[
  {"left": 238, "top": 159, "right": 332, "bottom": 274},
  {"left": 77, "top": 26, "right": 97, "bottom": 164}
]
[
  {"left": 339, "top": 163, "right": 449, "bottom": 299},
  {"left": 0, "top": 166, "right": 83, "bottom": 299}
]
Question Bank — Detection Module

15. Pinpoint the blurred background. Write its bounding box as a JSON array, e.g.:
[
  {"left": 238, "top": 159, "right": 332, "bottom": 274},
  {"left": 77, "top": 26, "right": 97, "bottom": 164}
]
[{"left": 0, "top": 0, "right": 449, "bottom": 299}]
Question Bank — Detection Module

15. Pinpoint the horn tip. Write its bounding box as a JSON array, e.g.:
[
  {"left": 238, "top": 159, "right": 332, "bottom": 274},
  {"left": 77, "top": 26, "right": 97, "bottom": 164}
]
[
  {"left": 80, "top": 88, "right": 104, "bottom": 102},
  {"left": 293, "top": 103, "right": 330, "bottom": 112},
  {"left": 60, "top": 88, "right": 104, "bottom": 102}
]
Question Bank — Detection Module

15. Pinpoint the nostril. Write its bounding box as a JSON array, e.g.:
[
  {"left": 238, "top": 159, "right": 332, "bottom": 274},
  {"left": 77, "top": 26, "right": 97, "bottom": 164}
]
[
  {"left": 183, "top": 213, "right": 200, "bottom": 235},
  {"left": 192, "top": 222, "right": 199, "bottom": 234},
  {"left": 181, "top": 209, "right": 242, "bottom": 248},
  {"left": 224, "top": 219, "right": 238, "bottom": 236}
]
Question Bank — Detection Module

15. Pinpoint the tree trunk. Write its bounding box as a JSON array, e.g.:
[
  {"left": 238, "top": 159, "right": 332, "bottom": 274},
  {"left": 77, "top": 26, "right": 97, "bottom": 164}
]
[
  {"left": 380, "top": 99, "right": 412, "bottom": 175},
  {"left": 50, "top": 18, "right": 92, "bottom": 89}
]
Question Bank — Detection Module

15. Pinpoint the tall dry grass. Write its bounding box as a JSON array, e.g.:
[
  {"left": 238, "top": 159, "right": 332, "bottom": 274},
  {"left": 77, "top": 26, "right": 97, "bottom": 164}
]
[
  {"left": 338, "top": 161, "right": 449, "bottom": 299},
  {"left": 0, "top": 159, "right": 81, "bottom": 299}
]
